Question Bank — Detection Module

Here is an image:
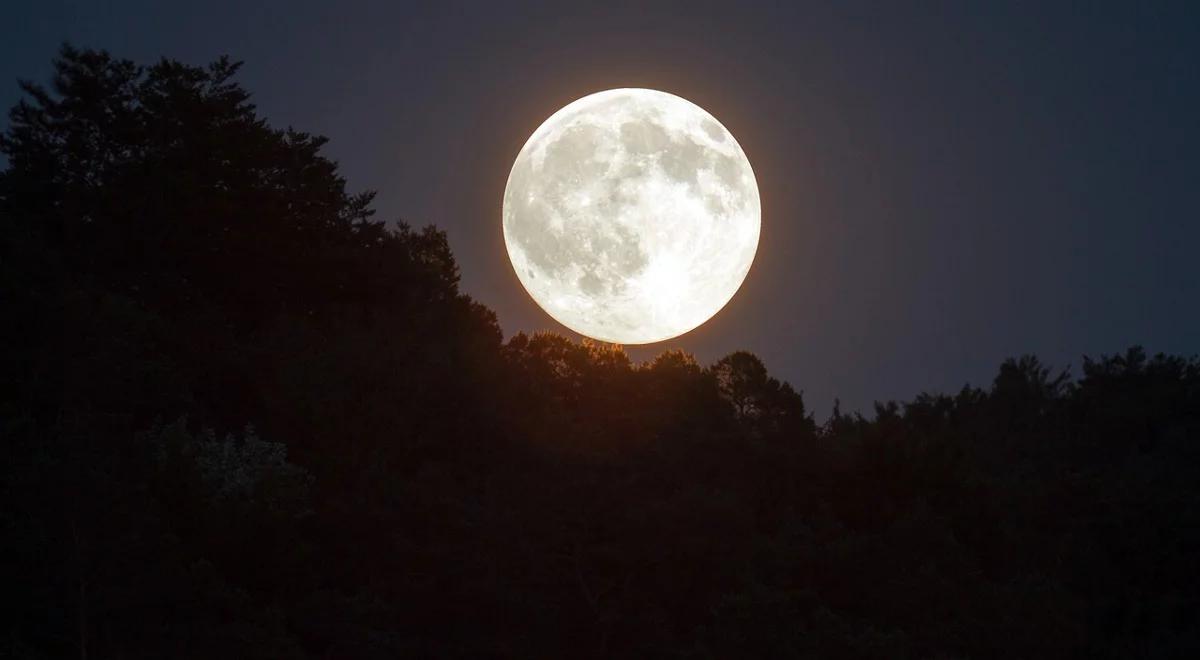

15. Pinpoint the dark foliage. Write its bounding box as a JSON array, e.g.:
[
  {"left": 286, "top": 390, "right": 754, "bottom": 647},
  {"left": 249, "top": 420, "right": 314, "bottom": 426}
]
[{"left": 3, "top": 47, "right": 1198, "bottom": 658}]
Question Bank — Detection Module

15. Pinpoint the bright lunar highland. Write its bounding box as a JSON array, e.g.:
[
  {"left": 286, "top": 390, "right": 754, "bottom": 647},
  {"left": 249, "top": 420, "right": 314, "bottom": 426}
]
[{"left": 503, "top": 88, "right": 761, "bottom": 344}]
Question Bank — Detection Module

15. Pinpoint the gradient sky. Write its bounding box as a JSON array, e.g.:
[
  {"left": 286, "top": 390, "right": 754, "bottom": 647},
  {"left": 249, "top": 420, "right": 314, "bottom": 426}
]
[{"left": 4, "top": 1, "right": 1198, "bottom": 415}]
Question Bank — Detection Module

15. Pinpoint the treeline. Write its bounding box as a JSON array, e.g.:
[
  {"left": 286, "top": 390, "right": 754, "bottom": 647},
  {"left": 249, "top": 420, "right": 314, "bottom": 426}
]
[{"left": 2, "top": 47, "right": 1198, "bottom": 659}]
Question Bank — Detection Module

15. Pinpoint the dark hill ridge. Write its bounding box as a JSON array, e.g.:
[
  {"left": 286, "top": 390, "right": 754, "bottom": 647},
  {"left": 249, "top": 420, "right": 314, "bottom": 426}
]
[{"left": 2, "top": 47, "right": 1198, "bottom": 658}]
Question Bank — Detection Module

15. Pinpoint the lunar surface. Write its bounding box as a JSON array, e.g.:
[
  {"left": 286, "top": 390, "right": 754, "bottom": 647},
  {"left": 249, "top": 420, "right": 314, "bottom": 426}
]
[{"left": 503, "top": 88, "right": 760, "bottom": 344}]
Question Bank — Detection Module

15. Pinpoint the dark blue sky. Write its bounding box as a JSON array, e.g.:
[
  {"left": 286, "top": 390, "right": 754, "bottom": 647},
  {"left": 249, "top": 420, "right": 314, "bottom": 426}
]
[{"left": 4, "top": 1, "right": 1198, "bottom": 415}]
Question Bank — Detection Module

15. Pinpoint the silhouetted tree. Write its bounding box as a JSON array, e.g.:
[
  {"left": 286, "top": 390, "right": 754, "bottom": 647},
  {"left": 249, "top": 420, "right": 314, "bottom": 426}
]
[{"left": 712, "top": 350, "right": 815, "bottom": 439}]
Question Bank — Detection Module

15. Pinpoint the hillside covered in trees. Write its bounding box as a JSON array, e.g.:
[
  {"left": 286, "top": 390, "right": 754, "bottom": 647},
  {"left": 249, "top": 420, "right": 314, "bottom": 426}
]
[{"left": 2, "top": 47, "right": 1198, "bottom": 659}]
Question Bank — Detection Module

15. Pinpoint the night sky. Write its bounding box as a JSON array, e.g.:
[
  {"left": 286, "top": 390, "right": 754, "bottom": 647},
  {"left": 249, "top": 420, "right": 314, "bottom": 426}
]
[{"left": 5, "top": 1, "right": 1197, "bottom": 415}]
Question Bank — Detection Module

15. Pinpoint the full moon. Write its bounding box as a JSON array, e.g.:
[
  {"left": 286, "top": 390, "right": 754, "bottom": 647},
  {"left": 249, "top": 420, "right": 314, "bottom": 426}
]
[{"left": 503, "top": 88, "right": 760, "bottom": 344}]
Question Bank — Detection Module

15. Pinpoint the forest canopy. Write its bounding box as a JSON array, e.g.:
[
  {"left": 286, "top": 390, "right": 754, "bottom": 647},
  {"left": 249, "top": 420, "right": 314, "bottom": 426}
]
[{"left": 2, "top": 47, "right": 1198, "bottom": 659}]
